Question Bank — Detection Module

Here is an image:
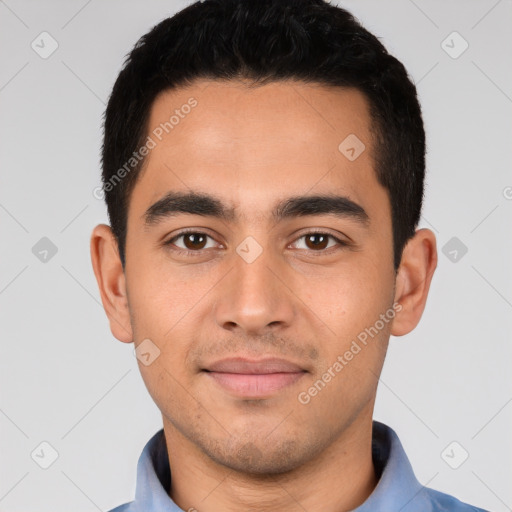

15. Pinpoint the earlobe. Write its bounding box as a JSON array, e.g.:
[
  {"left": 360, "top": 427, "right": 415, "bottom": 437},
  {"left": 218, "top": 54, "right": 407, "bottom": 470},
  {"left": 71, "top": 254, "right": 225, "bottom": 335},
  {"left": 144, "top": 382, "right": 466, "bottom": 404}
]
[
  {"left": 391, "top": 228, "right": 437, "bottom": 337},
  {"left": 90, "top": 224, "right": 133, "bottom": 343}
]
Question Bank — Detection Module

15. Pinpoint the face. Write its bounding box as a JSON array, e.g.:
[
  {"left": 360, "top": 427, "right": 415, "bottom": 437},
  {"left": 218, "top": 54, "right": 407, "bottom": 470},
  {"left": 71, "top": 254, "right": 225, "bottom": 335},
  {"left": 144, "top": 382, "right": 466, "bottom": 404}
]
[{"left": 94, "top": 79, "right": 435, "bottom": 476}]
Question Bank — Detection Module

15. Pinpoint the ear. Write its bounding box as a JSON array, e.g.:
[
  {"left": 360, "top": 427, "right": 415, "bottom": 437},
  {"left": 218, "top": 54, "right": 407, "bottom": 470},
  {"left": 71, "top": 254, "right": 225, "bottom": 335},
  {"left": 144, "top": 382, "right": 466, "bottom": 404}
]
[
  {"left": 391, "top": 228, "right": 437, "bottom": 337},
  {"left": 90, "top": 224, "right": 133, "bottom": 343}
]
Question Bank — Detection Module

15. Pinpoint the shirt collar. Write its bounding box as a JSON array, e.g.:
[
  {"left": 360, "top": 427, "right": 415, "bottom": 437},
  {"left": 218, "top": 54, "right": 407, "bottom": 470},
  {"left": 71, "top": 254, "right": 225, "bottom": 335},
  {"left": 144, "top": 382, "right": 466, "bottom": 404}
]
[
  {"left": 131, "top": 421, "right": 432, "bottom": 511},
  {"left": 356, "top": 421, "right": 431, "bottom": 511}
]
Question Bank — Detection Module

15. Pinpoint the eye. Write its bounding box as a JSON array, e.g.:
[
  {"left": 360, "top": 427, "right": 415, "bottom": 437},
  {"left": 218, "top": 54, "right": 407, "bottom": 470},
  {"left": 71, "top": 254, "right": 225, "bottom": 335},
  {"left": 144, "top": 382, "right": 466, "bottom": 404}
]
[
  {"left": 165, "top": 231, "right": 220, "bottom": 252},
  {"left": 291, "top": 231, "right": 348, "bottom": 252}
]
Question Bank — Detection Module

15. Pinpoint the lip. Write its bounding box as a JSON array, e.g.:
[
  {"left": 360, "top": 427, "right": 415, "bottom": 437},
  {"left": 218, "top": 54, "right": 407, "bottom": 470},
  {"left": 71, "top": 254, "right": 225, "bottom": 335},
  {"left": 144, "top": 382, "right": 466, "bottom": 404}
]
[
  {"left": 204, "top": 357, "right": 305, "bottom": 374},
  {"left": 202, "top": 357, "right": 307, "bottom": 398}
]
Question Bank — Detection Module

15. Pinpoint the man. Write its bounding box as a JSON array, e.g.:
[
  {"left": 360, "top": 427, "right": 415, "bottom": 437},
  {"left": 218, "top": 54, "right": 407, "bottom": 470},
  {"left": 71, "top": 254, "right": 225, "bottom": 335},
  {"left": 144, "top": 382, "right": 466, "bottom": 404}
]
[{"left": 90, "top": 0, "right": 488, "bottom": 510}]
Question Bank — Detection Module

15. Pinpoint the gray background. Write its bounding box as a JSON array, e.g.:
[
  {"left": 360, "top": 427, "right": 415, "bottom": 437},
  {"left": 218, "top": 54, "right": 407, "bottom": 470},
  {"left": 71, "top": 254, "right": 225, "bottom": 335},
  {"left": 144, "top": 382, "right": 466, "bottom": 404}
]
[{"left": 1, "top": 0, "right": 511, "bottom": 510}]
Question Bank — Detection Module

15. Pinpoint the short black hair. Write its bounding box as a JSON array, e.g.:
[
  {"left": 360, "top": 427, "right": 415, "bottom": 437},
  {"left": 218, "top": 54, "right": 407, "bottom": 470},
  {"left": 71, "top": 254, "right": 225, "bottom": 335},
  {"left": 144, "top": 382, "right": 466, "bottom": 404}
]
[{"left": 101, "top": 0, "right": 425, "bottom": 271}]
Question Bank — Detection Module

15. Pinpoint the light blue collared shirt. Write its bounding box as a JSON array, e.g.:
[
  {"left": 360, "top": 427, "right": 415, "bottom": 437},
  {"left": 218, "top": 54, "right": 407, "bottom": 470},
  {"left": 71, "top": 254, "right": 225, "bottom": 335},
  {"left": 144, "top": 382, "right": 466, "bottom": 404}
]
[{"left": 109, "top": 421, "right": 488, "bottom": 511}]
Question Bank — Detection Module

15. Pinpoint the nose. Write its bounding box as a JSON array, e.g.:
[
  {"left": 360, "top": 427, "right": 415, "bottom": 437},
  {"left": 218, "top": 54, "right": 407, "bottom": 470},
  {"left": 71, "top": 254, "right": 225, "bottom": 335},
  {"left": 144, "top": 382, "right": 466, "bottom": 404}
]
[{"left": 213, "top": 243, "right": 296, "bottom": 336}]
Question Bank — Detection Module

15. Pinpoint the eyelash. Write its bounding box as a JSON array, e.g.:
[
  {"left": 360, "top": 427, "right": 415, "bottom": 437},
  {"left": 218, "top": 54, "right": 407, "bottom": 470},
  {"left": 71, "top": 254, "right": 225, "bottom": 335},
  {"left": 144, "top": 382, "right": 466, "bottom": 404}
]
[{"left": 163, "top": 229, "right": 349, "bottom": 257}]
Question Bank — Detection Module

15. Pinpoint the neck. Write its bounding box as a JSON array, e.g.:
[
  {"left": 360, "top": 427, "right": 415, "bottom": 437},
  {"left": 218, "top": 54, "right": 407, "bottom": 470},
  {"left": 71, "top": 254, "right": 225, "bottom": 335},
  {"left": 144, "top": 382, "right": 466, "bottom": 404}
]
[{"left": 162, "top": 409, "right": 378, "bottom": 512}]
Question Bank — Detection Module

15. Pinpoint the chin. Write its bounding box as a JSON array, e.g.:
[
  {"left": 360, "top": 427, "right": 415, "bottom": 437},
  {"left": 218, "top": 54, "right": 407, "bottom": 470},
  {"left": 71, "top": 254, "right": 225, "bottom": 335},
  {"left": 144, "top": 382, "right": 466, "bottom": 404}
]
[{"left": 203, "top": 437, "right": 313, "bottom": 476}]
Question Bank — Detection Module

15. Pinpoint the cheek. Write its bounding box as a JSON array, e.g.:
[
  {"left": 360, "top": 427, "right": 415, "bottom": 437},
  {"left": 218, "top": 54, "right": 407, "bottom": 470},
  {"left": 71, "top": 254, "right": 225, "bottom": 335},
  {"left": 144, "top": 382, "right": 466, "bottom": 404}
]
[
  {"left": 303, "top": 263, "right": 394, "bottom": 393},
  {"left": 306, "top": 261, "right": 392, "bottom": 332},
  {"left": 299, "top": 272, "right": 392, "bottom": 420},
  {"left": 126, "top": 256, "right": 195, "bottom": 335},
  {"left": 139, "top": 362, "right": 191, "bottom": 427}
]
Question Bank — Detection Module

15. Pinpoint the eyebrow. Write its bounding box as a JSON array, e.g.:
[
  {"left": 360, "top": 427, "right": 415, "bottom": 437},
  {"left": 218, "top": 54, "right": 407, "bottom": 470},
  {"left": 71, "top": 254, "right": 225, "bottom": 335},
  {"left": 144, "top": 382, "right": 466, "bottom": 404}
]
[{"left": 144, "top": 191, "right": 370, "bottom": 227}]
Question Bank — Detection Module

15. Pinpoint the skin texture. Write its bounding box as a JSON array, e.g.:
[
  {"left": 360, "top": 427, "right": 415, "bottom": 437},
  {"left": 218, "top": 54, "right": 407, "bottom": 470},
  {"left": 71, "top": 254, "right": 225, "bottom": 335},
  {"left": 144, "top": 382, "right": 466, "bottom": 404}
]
[{"left": 91, "top": 79, "right": 437, "bottom": 512}]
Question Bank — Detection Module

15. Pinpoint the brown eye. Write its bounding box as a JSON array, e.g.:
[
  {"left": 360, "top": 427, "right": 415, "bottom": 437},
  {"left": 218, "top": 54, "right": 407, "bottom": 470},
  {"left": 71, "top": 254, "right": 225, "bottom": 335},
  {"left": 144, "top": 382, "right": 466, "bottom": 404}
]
[
  {"left": 182, "top": 232, "right": 207, "bottom": 250},
  {"left": 291, "top": 232, "right": 348, "bottom": 252},
  {"left": 165, "top": 231, "right": 218, "bottom": 252},
  {"left": 304, "top": 233, "right": 329, "bottom": 250}
]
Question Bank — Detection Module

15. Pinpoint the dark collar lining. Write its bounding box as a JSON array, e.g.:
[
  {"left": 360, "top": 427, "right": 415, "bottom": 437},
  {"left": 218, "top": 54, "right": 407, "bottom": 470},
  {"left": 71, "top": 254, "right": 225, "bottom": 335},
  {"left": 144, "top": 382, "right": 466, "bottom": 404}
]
[{"left": 371, "top": 421, "right": 391, "bottom": 481}]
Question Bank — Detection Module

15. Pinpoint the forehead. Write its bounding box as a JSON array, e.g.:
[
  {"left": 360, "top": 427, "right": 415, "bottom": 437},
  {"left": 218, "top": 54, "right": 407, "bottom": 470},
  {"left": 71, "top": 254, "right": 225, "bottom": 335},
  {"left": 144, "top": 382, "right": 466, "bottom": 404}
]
[{"left": 131, "top": 79, "right": 387, "bottom": 223}]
